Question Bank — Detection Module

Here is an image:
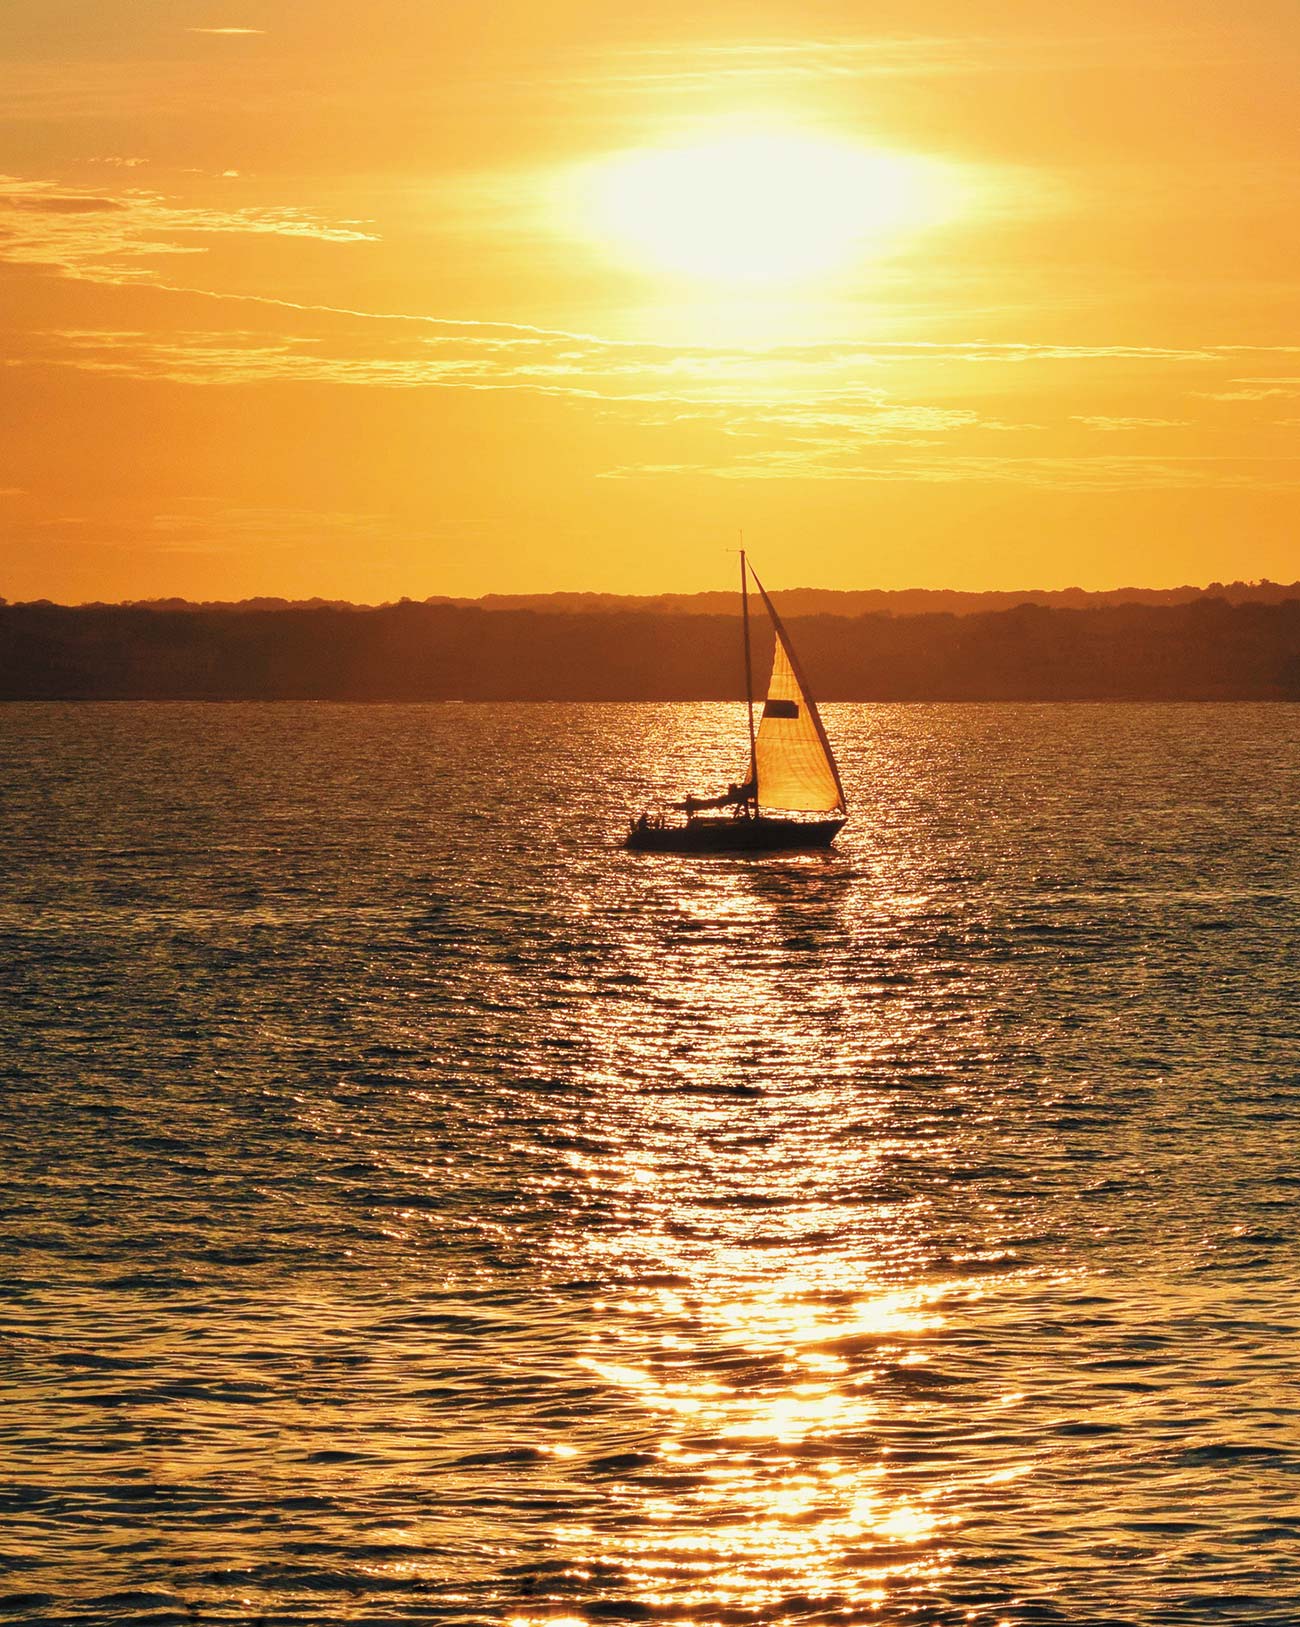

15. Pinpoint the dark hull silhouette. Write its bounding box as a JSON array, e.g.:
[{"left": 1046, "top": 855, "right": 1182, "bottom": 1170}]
[{"left": 626, "top": 815, "right": 845, "bottom": 854}]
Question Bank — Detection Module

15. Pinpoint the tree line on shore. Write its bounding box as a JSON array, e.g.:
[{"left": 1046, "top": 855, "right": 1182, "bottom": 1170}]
[
  {"left": 3, "top": 596, "right": 1300, "bottom": 700},
  {"left": 6, "top": 578, "right": 1299, "bottom": 619}
]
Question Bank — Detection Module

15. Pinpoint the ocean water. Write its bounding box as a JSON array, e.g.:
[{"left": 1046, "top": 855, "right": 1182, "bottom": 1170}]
[{"left": 2, "top": 701, "right": 1298, "bottom": 1627}]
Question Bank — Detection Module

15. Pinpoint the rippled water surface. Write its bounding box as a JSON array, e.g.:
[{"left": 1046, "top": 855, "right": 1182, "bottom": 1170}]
[{"left": 3, "top": 702, "right": 1299, "bottom": 1625}]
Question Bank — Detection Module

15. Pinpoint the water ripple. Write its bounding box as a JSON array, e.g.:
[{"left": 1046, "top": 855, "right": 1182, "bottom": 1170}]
[{"left": 1, "top": 702, "right": 1298, "bottom": 1624}]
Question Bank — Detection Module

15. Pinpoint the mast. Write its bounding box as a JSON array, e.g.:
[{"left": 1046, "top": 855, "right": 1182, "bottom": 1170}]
[{"left": 740, "top": 544, "right": 757, "bottom": 813}]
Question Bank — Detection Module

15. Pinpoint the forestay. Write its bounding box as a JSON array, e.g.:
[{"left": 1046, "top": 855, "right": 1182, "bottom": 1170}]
[{"left": 751, "top": 577, "right": 847, "bottom": 814}]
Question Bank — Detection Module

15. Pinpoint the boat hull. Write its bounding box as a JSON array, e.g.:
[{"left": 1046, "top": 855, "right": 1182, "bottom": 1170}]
[{"left": 626, "top": 816, "right": 845, "bottom": 853}]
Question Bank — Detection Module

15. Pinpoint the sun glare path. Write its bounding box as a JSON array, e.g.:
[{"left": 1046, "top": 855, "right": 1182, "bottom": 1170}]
[{"left": 570, "top": 127, "right": 962, "bottom": 288}]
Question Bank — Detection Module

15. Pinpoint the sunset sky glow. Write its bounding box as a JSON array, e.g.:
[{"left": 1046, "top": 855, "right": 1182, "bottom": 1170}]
[{"left": 3, "top": 0, "right": 1299, "bottom": 601}]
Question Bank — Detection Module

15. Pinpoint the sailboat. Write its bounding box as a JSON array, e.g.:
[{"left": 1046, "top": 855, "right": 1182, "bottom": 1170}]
[{"left": 626, "top": 553, "right": 847, "bottom": 853}]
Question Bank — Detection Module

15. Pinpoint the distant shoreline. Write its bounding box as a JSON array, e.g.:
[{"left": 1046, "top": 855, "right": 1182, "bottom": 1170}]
[
  {"left": 6, "top": 579, "right": 1300, "bottom": 619},
  {"left": 4, "top": 597, "right": 1300, "bottom": 702}
]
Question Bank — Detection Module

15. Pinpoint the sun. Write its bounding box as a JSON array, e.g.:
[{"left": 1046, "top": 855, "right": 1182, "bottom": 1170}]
[{"left": 572, "top": 125, "right": 961, "bottom": 288}]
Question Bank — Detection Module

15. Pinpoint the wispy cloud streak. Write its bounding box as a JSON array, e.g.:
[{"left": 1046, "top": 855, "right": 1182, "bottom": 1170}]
[
  {"left": 20, "top": 324, "right": 1287, "bottom": 396},
  {"left": 0, "top": 177, "right": 374, "bottom": 282},
  {"left": 578, "top": 30, "right": 1226, "bottom": 92},
  {"left": 602, "top": 452, "right": 1300, "bottom": 490},
  {"left": 1073, "top": 415, "right": 1191, "bottom": 429}
]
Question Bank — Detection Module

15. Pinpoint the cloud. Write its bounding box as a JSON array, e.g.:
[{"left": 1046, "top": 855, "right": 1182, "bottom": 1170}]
[
  {"left": 0, "top": 176, "right": 376, "bottom": 283},
  {"left": 1196, "top": 377, "right": 1300, "bottom": 402},
  {"left": 5, "top": 194, "right": 127, "bottom": 214},
  {"left": 18, "top": 311, "right": 1292, "bottom": 409},
  {"left": 0, "top": 323, "right": 1080, "bottom": 402},
  {"left": 624, "top": 400, "right": 1021, "bottom": 455},
  {"left": 584, "top": 36, "right": 985, "bottom": 89},
  {"left": 1073, "top": 415, "right": 1191, "bottom": 429},
  {"left": 600, "top": 452, "right": 1300, "bottom": 489},
  {"left": 1198, "top": 387, "right": 1300, "bottom": 402},
  {"left": 579, "top": 30, "right": 1218, "bottom": 93},
  {"left": 16, "top": 325, "right": 694, "bottom": 393}
]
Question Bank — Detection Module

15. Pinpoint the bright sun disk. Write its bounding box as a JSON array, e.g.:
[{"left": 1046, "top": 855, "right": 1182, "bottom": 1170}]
[{"left": 573, "top": 128, "right": 960, "bottom": 288}]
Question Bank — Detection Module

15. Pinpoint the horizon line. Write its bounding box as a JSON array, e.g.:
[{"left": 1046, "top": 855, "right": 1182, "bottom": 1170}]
[{"left": 4, "top": 577, "right": 1300, "bottom": 613}]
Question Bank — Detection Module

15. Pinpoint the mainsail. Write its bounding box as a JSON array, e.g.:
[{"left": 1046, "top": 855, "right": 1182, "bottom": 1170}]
[{"left": 749, "top": 570, "right": 846, "bottom": 814}]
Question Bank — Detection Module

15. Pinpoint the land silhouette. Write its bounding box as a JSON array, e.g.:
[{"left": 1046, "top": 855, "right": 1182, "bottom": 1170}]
[
  {"left": 16, "top": 578, "right": 1300, "bottom": 618},
  {"left": 4, "top": 588, "right": 1300, "bottom": 700}
]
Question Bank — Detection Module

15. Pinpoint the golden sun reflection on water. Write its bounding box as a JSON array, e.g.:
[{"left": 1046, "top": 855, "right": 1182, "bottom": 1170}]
[
  {"left": 498, "top": 731, "right": 1024, "bottom": 1620},
  {"left": 554, "top": 1275, "right": 963, "bottom": 1616}
]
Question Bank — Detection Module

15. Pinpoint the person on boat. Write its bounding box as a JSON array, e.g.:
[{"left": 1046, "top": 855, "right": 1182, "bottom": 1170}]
[{"left": 674, "top": 781, "right": 754, "bottom": 815}]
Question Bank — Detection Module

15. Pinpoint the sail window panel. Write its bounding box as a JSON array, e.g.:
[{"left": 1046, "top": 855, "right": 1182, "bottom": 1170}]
[{"left": 754, "top": 628, "right": 843, "bottom": 812}]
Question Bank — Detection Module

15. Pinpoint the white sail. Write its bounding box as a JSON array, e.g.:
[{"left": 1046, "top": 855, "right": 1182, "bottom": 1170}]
[{"left": 750, "top": 575, "right": 846, "bottom": 814}]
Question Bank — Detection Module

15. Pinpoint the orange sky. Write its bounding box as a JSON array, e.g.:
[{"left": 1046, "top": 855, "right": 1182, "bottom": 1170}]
[{"left": 2, "top": 0, "right": 1299, "bottom": 601}]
